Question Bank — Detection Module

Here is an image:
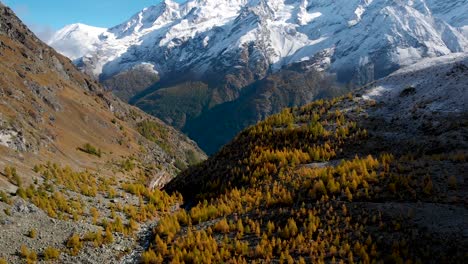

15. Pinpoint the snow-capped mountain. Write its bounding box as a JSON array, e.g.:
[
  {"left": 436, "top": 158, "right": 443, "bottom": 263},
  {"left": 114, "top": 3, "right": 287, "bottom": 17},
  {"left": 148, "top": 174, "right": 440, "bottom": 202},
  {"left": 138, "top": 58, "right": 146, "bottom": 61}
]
[
  {"left": 48, "top": 0, "right": 468, "bottom": 154},
  {"left": 48, "top": 23, "right": 106, "bottom": 60},
  {"left": 50, "top": 0, "right": 468, "bottom": 83}
]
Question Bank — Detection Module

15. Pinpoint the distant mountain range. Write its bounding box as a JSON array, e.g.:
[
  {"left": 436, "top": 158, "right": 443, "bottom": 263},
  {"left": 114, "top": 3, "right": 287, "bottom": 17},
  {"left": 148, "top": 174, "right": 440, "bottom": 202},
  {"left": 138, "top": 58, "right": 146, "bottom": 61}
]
[{"left": 48, "top": 0, "right": 468, "bottom": 153}]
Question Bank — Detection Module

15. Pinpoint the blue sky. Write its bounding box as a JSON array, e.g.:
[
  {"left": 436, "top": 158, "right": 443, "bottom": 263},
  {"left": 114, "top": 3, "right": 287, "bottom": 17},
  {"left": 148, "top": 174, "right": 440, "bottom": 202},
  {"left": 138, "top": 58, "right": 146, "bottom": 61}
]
[{"left": 2, "top": 0, "right": 184, "bottom": 40}]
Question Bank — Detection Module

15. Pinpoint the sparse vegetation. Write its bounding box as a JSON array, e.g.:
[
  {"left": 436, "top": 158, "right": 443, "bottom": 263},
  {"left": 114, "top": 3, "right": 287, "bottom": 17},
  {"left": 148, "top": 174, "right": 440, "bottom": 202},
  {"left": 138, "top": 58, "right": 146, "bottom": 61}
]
[
  {"left": 0, "top": 190, "right": 12, "bottom": 204},
  {"left": 43, "top": 247, "right": 60, "bottom": 261},
  {"left": 120, "top": 158, "right": 135, "bottom": 171},
  {"left": 28, "top": 228, "right": 37, "bottom": 239},
  {"left": 19, "top": 245, "right": 37, "bottom": 264},
  {"left": 77, "top": 143, "right": 102, "bottom": 157},
  {"left": 0, "top": 48, "right": 463, "bottom": 263},
  {"left": 66, "top": 234, "right": 83, "bottom": 256},
  {"left": 0, "top": 6, "right": 205, "bottom": 262},
  {"left": 137, "top": 120, "right": 173, "bottom": 154},
  {"left": 4, "top": 166, "right": 21, "bottom": 186}
]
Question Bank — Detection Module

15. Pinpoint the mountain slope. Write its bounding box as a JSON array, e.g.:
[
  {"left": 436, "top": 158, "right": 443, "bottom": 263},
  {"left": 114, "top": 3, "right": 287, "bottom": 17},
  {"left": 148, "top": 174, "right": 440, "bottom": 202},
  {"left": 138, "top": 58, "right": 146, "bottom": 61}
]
[
  {"left": 182, "top": 65, "right": 347, "bottom": 154},
  {"left": 0, "top": 5, "right": 205, "bottom": 262},
  {"left": 158, "top": 53, "right": 467, "bottom": 263},
  {"left": 0, "top": 3, "right": 205, "bottom": 185},
  {"left": 48, "top": 0, "right": 468, "bottom": 154}
]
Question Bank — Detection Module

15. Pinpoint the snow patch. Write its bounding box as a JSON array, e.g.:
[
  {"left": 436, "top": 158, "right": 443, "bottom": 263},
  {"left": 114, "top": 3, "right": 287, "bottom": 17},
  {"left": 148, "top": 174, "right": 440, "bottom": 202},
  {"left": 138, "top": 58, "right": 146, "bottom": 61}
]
[
  {"left": 297, "top": 0, "right": 321, "bottom": 25},
  {"left": 363, "top": 53, "right": 468, "bottom": 114},
  {"left": 48, "top": 23, "right": 107, "bottom": 60}
]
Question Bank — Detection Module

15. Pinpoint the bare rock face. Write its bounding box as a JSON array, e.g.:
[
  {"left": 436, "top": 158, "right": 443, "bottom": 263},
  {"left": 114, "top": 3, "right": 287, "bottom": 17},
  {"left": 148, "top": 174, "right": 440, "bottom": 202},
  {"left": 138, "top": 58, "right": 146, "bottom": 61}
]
[
  {"left": 0, "top": 129, "right": 27, "bottom": 152},
  {"left": 12, "top": 198, "right": 38, "bottom": 214}
]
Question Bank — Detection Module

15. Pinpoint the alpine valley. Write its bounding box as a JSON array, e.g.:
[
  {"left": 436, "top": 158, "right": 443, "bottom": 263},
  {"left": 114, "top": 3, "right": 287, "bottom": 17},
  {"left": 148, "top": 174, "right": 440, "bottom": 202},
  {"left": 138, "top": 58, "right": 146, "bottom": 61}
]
[
  {"left": 0, "top": 0, "right": 467, "bottom": 264},
  {"left": 48, "top": 0, "right": 468, "bottom": 153}
]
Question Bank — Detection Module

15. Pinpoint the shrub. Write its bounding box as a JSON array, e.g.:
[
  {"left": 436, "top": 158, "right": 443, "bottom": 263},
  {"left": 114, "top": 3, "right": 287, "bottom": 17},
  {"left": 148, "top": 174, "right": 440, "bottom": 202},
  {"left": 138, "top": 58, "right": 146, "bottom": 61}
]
[
  {"left": 4, "top": 166, "right": 17, "bottom": 179},
  {"left": 19, "top": 245, "right": 37, "bottom": 263},
  {"left": 121, "top": 158, "right": 135, "bottom": 171},
  {"left": 83, "top": 231, "right": 103, "bottom": 248},
  {"left": 28, "top": 228, "right": 37, "bottom": 239},
  {"left": 77, "top": 143, "right": 102, "bottom": 157},
  {"left": 90, "top": 207, "right": 99, "bottom": 224},
  {"left": 26, "top": 251, "right": 37, "bottom": 264},
  {"left": 0, "top": 191, "right": 11, "bottom": 204},
  {"left": 20, "top": 244, "right": 29, "bottom": 258},
  {"left": 103, "top": 226, "right": 114, "bottom": 244},
  {"left": 186, "top": 150, "right": 200, "bottom": 165},
  {"left": 66, "top": 234, "right": 83, "bottom": 256},
  {"left": 4, "top": 166, "right": 22, "bottom": 186},
  {"left": 43, "top": 247, "right": 60, "bottom": 261},
  {"left": 16, "top": 187, "right": 26, "bottom": 199}
]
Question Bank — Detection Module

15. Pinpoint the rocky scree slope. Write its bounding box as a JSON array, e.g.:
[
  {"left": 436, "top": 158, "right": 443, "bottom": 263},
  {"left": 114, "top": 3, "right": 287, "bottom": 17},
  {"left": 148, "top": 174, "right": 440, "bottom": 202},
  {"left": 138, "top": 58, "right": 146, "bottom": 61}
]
[
  {"left": 49, "top": 0, "right": 468, "bottom": 154},
  {"left": 159, "top": 53, "right": 467, "bottom": 263}
]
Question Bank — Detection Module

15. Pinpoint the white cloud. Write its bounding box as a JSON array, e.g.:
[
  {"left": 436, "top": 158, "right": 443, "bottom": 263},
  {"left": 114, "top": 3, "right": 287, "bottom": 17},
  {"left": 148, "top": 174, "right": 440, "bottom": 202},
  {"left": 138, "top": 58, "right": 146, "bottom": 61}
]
[{"left": 28, "top": 24, "right": 55, "bottom": 42}]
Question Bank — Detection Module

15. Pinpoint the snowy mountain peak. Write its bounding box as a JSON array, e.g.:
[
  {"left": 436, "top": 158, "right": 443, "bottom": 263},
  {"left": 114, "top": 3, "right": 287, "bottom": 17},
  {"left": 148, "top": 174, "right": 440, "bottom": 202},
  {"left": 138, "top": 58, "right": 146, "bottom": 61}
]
[
  {"left": 50, "top": 0, "right": 468, "bottom": 83},
  {"left": 47, "top": 23, "right": 106, "bottom": 60},
  {"left": 108, "top": 1, "right": 181, "bottom": 38}
]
